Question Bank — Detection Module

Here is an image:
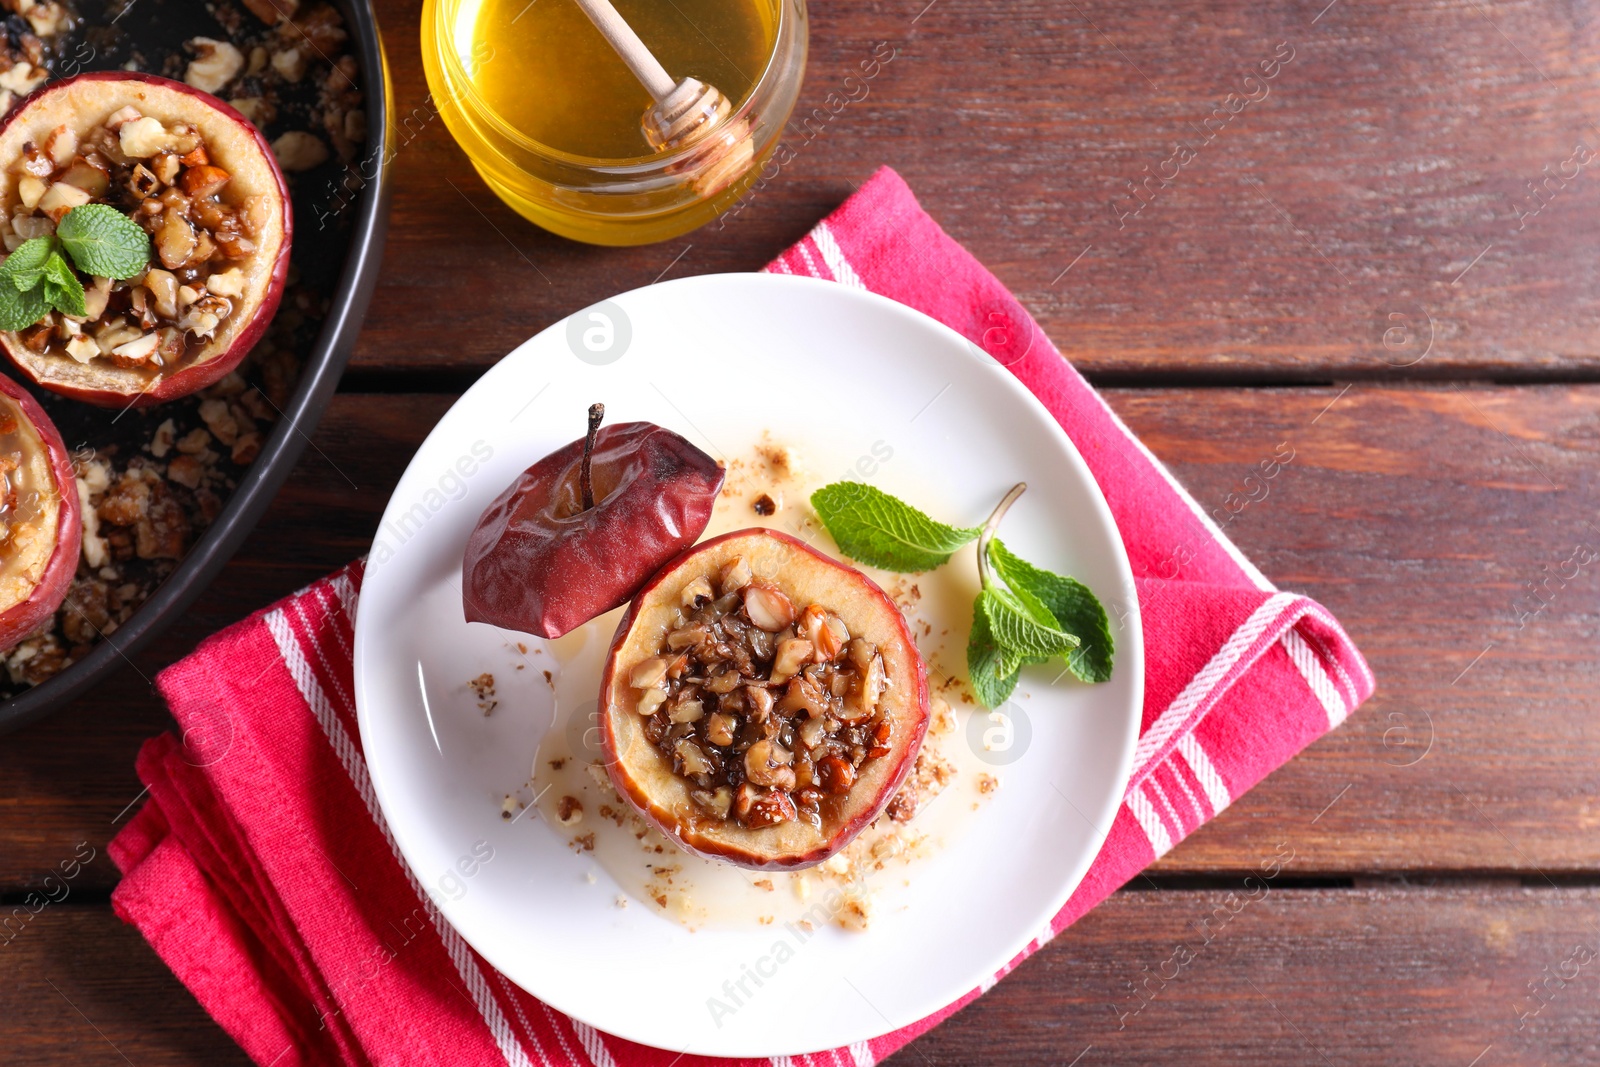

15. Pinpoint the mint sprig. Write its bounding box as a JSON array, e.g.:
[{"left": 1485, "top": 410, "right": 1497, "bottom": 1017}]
[
  {"left": 980, "top": 584, "right": 1080, "bottom": 659},
  {"left": 57, "top": 203, "right": 150, "bottom": 280},
  {"left": 966, "top": 606, "right": 1024, "bottom": 708},
  {"left": 989, "top": 539, "right": 1114, "bottom": 683},
  {"left": 42, "top": 253, "right": 85, "bottom": 317},
  {"left": 811, "top": 480, "right": 1116, "bottom": 708},
  {"left": 0, "top": 238, "right": 57, "bottom": 331},
  {"left": 0, "top": 204, "right": 150, "bottom": 333},
  {"left": 0, "top": 281, "right": 49, "bottom": 333},
  {"left": 810, "top": 481, "right": 980, "bottom": 572},
  {"left": 2, "top": 236, "right": 54, "bottom": 281}
]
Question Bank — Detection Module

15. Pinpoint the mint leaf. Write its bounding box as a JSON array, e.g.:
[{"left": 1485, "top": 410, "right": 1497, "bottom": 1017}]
[
  {"left": 966, "top": 599, "right": 1022, "bottom": 709},
  {"left": 811, "top": 482, "right": 981, "bottom": 572},
  {"left": 41, "top": 253, "right": 84, "bottom": 318},
  {"left": 979, "top": 585, "right": 1080, "bottom": 659},
  {"left": 57, "top": 204, "right": 149, "bottom": 280},
  {"left": 990, "top": 540, "right": 1115, "bottom": 683},
  {"left": 0, "top": 237, "right": 56, "bottom": 288},
  {"left": 0, "top": 283, "right": 49, "bottom": 331}
]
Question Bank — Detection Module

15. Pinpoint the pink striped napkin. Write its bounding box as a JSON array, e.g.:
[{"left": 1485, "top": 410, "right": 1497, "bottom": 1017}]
[{"left": 110, "top": 166, "right": 1373, "bottom": 1066}]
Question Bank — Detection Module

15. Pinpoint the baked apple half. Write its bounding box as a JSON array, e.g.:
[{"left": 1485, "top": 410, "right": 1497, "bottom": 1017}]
[
  {"left": 0, "top": 373, "right": 80, "bottom": 651},
  {"left": 600, "top": 528, "right": 931, "bottom": 871},
  {"left": 0, "top": 72, "right": 291, "bottom": 407}
]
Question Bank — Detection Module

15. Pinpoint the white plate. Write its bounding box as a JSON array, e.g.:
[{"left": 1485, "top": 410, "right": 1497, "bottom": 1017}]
[{"left": 354, "top": 273, "right": 1143, "bottom": 1058}]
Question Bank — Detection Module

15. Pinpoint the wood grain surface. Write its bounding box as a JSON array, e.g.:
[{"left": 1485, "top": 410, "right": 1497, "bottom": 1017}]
[
  {"left": 6, "top": 887, "right": 1597, "bottom": 1064},
  {"left": 354, "top": 0, "right": 1600, "bottom": 382},
  {"left": 3, "top": 0, "right": 1598, "bottom": 1060}
]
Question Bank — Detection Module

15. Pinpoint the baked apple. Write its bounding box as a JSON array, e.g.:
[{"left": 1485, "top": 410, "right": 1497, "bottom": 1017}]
[
  {"left": 463, "top": 405, "right": 724, "bottom": 639},
  {"left": 0, "top": 72, "right": 291, "bottom": 407},
  {"left": 600, "top": 528, "right": 931, "bottom": 871},
  {"left": 0, "top": 373, "right": 80, "bottom": 651}
]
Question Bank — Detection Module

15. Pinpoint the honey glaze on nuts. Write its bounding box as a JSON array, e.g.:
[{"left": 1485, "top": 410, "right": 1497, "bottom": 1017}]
[
  {"left": 9, "top": 110, "right": 263, "bottom": 372},
  {"left": 630, "top": 555, "right": 893, "bottom": 831}
]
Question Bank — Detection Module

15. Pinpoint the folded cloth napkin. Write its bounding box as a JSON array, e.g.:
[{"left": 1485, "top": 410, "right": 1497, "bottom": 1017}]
[{"left": 110, "top": 166, "right": 1374, "bottom": 1067}]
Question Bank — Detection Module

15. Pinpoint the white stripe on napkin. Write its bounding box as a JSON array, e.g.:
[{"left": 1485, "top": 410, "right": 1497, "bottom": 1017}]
[
  {"left": 1126, "top": 787, "right": 1173, "bottom": 857},
  {"left": 813, "top": 222, "right": 866, "bottom": 288},
  {"left": 1133, "top": 592, "right": 1298, "bottom": 781},
  {"left": 1284, "top": 628, "right": 1348, "bottom": 727},
  {"left": 1177, "top": 735, "right": 1231, "bottom": 816}
]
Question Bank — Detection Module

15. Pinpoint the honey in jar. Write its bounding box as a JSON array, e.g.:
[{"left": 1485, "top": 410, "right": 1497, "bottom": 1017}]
[{"left": 422, "top": 0, "right": 807, "bottom": 245}]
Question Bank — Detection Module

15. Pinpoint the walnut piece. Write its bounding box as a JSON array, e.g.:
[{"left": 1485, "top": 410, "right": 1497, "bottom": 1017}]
[
  {"left": 270, "top": 131, "right": 329, "bottom": 172},
  {"left": 185, "top": 38, "right": 245, "bottom": 95}
]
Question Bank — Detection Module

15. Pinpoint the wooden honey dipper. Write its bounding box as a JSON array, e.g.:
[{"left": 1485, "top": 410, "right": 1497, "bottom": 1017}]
[{"left": 569, "top": 0, "right": 754, "bottom": 189}]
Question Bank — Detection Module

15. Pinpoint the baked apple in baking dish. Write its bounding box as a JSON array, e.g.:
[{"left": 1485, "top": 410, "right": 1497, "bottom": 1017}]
[{"left": 0, "top": 72, "right": 290, "bottom": 407}]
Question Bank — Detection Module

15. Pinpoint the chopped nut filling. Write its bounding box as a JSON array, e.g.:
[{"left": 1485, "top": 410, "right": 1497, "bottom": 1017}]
[
  {"left": 631, "top": 555, "right": 894, "bottom": 830},
  {"left": 5, "top": 109, "right": 264, "bottom": 371}
]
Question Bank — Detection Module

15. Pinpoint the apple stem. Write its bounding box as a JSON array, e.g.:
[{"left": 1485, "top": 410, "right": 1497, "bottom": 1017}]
[
  {"left": 976, "top": 482, "right": 1027, "bottom": 588},
  {"left": 580, "top": 403, "right": 605, "bottom": 511}
]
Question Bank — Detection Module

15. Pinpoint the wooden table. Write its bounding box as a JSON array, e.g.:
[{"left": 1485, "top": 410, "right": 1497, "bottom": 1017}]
[{"left": 5, "top": 0, "right": 1599, "bottom": 1062}]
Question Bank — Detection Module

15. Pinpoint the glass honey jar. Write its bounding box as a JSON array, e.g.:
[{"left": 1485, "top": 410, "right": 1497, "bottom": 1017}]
[{"left": 421, "top": 0, "right": 806, "bottom": 245}]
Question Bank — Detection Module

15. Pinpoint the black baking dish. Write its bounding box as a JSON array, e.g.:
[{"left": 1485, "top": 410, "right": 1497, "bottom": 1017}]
[{"left": 0, "top": 0, "right": 390, "bottom": 733}]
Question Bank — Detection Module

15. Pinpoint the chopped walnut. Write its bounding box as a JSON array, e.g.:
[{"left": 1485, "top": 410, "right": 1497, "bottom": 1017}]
[
  {"left": 97, "top": 471, "right": 150, "bottom": 526},
  {"left": 270, "top": 46, "right": 307, "bottom": 82},
  {"left": 241, "top": 0, "right": 300, "bottom": 23},
  {"left": 885, "top": 749, "right": 956, "bottom": 823},
  {"left": 198, "top": 398, "right": 239, "bottom": 446},
  {"left": 135, "top": 477, "right": 190, "bottom": 560},
  {"left": 231, "top": 432, "right": 262, "bottom": 465},
  {"left": 834, "top": 884, "right": 873, "bottom": 931},
  {"left": 185, "top": 38, "right": 245, "bottom": 95},
  {"left": 270, "top": 130, "right": 329, "bottom": 172},
  {"left": 556, "top": 796, "right": 583, "bottom": 827},
  {"left": 281, "top": 3, "right": 347, "bottom": 54},
  {"left": 165, "top": 454, "right": 204, "bottom": 489},
  {"left": 176, "top": 428, "right": 215, "bottom": 456},
  {"left": 149, "top": 419, "right": 177, "bottom": 458},
  {"left": 61, "top": 578, "right": 111, "bottom": 645}
]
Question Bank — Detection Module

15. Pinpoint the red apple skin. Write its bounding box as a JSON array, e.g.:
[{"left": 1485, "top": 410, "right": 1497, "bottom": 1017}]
[
  {"left": 599, "top": 528, "right": 932, "bottom": 872},
  {"left": 0, "top": 374, "right": 80, "bottom": 651},
  {"left": 462, "top": 422, "right": 724, "bottom": 639},
  {"left": 0, "top": 73, "right": 292, "bottom": 408}
]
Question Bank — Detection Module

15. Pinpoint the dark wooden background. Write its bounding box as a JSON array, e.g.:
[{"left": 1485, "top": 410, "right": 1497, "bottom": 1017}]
[{"left": 5, "top": 0, "right": 1600, "bottom": 1062}]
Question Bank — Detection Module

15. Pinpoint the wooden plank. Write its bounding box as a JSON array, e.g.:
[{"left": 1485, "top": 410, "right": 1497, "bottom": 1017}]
[
  {"left": 353, "top": 0, "right": 1600, "bottom": 379},
  {"left": 2, "top": 887, "right": 1595, "bottom": 1065},
  {"left": 0, "top": 906, "right": 251, "bottom": 1067},
  {"left": 889, "top": 883, "right": 1600, "bottom": 1066},
  {"left": 1130, "top": 383, "right": 1600, "bottom": 876},
  {"left": 2, "top": 384, "right": 1596, "bottom": 892}
]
